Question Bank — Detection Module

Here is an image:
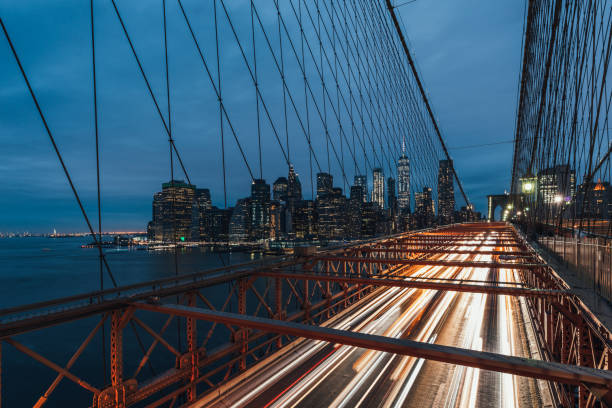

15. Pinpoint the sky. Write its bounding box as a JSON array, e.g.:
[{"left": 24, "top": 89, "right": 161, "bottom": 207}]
[{"left": 0, "top": 0, "right": 525, "bottom": 233}]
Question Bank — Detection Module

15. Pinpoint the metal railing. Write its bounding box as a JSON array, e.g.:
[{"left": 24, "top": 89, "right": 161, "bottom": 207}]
[{"left": 538, "top": 235, "right": 612, "bottom": 303}]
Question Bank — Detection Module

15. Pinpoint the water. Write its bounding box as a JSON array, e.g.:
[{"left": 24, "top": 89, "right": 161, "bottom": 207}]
[{"left": 0, "top": 237, "right": 261, "bottom": 407}]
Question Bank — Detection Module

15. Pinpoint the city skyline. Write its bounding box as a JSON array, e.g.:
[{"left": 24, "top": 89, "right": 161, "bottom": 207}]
[
  {"left": 146, "top": 155, "right": 475, "bottom": 244},
  {"left": 0, "top": 1, "right": 524, "bottom": 232}
]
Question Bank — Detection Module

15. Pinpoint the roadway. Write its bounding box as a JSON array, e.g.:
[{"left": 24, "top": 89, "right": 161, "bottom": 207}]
[{"left": 192, "top": 231, "right": 553, "bottom": 408}]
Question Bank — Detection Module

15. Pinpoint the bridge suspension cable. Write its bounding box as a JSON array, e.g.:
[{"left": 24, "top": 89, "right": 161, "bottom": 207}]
[{"left": 511, "top": 0, "right": 612, "bottom": 237}]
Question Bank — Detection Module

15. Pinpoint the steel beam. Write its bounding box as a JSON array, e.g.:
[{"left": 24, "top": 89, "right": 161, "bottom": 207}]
[
  {"left": 352, "top": 248, "right": 532, "bottom": 256},
  {"left": 255, "top": 272, "right": 566, "bottom": 297},
  {"left": 316, "top": 256, "right": 543, "bottom": 270},
  {"left": 135, "top": 304, "right": 612, "bottom": 389},
  {"left": 374, "top": 242, "right": 525, "bottom": 248}
]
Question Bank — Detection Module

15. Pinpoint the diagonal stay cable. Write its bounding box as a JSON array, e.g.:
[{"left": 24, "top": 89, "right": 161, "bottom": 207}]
[
  {"left": 89, "top": 0, "right": 108, "bottom": 380},
  {"left": 109, "top": 0, "right": 191, "bottom": 185},
  {"left": 0, "top": 16, "right": 118, "bottom": 288},
  {"left": 177, "top": 0, "right": 255, "bottom": 180},
  {"left": 216, "top": 0, "right": 324, "bottom": 173}
]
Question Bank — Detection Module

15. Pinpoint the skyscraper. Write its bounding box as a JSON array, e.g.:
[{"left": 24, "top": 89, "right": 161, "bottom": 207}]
[
  {"left": 354, "top": 175, "right": 367, "bottom": 202},
  {"left": 437, "top": 160, "right": 455, "bottom": 224},
  {"left": 250, "top": 179, "right": 270, "bottom": 239},
  {"left": 316, "top": 172, "right": 333, "bottom": 200},
  {"left": 287, "top": 164, "right": 302, "bottom": 202},
  {"left": 347, "top": 186, "right": 364, "bottom": 239},
  {"left": 415, "top": 186, "right": 435, "bottom": 227},
  {"left": 192, "top": 188, "right": 212, "bottom": 240},
  {"left": 372, "top": 168, "right": 384, "bottom": 209},
  {"left": 537, "top": 164, "right": 576, "bottom": 205},
  {"left": 397, "top": 152, "right": 410, "bottom": 213},
  {"left": 294, "top": 200, "right": 317, "bottom": 239},
  {"left": 229, "top": 198, "right": 251, "bottom": 242},
  {"left": 272, "top": 177, "right": 288, "bottom": 201},
  {"left": 149, "top": 180, "right": 196, "bottom": 242}
]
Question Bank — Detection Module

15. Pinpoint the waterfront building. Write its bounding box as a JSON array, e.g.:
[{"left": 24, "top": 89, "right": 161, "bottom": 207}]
[
  {"left": 250, "top": 179, "right": 270, "bottom": 240},
  {"left": 204, "top": 207, "right": 232, "bottom": 242},
  {"left": 372, "top": 168, "right": 384, "bottom": 209},
  {"left": 397, "top": 152, "right": 410, "bottom": 213},
  {"left": 149, "top": 180, "right": 196, "bottom": 242},
  {"left": 192, "top": 188, "right": 212, "bottom": 240},
  {"left": 354, "top": 174, "right": 368, "bottom": 202},
  {"left": 438, "top": 160, "right": 455, "bottom": 224}
]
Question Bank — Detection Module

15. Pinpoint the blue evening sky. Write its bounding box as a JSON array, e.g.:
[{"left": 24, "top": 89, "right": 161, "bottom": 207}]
[{"left": 0, "top": 1, "right": 524, "bottom": 233}]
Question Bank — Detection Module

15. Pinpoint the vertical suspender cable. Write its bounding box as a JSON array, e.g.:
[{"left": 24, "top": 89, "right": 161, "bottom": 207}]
[
  {"left": 384, "top": 0, "right": 471, "bottom": 208},
  {"left": 162, "top": 0, "right": 182, "bottom": 354},
  {"left": 213, "top": 0, "right": 227, "bottom": 209},
  {"left": 251, "top": 0, "right": 263, "bottom": 180},
  {"left": 89, "top": 0, "right": 107, "bottom": 380},
  {"left": 0, "top": 17, "right": 118, "bottom": 288}
]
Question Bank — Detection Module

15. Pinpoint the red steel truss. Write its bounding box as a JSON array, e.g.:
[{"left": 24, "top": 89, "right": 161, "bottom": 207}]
[{"left": 0, "top": 223, "right": 610, "bottom": 407}]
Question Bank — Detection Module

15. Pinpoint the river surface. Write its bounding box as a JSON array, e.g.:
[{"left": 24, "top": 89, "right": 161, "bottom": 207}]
[{"left": 0, "top": 237, "right": 261, "bottom": 407}]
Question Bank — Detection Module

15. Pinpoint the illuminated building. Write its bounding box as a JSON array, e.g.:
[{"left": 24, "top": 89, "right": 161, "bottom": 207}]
[
  {"left": 437, "top": 160, "right": 455, "bottom": 224},
  {"left": 149, "top": 180, "right": 196, "bottom": 242},
  {"left": 537, "top": 165, "right": 576, "bottom": 205},
  {"left": 273, "top": 177, "right": 288, "bottom": 202},
  {"left": 203, "top": 207, "right": 232, "bottom": 242},
  {"left": 397, "top": 152, "right": 410, "bottom": 213},
  {"left": 354, "top": 175, "right": 368, "bottom": 202},
  {"left": 372, "top": 168, "right": 384, "bottom": 209},
  {"left": 414, "top": 186, "right": 435, "bottom": 228},
  {"left": 360, "top": 202, "right": 378, "bottom": 238},
  {"left": 294, "top": 200, "right": 317, "bottom": 239},
  {"left": 287, "top": 164, "right": 302, "bottom": 202},
  {"left": 317, "top": 186, "right": 346, "bottom": 241},
  {"left": 269, "top": 201, "right": 282, "bottom": 239},
  {"left": 192, "top": 188, "right": 212, "bottom": 240},
  {"left": 316, "top": 172, "right": 333, "bottom": 200},
  {"left": 347, "top": 186, "right": 364, "bottom": 239},
  {"left": 229, "top": 198, "right": 251, "bottom": 242},
  {"left": 250, "top": 179, "right": 270, "bottom": 240},
  {"left": 575, "top": 179, "right": 612, "bottom": 219}
]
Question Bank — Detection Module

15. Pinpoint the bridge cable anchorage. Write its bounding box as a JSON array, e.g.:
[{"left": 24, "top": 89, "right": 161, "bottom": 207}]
[{"left": 384, "top": 0, "right": 471, "bottom": 209}]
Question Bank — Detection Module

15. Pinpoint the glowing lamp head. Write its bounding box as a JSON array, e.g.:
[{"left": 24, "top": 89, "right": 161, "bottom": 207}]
[
  {"left": 522, "top": 182, "right": 534, "bottom": 193},
  {"left": 554, "top": 195, "right": 563, "bottom": 203}
]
